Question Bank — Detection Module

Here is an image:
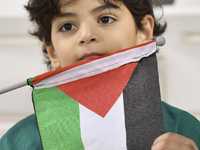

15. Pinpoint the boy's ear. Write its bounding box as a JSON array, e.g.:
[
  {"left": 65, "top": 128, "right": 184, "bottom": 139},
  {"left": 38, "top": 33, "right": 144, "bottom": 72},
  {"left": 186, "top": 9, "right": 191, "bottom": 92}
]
[
  {"left": 137, "top": 15, "right": 154, "bottom": 44},
  {"left": 43, "top": 39, "right": 61, "bottom": 69}
]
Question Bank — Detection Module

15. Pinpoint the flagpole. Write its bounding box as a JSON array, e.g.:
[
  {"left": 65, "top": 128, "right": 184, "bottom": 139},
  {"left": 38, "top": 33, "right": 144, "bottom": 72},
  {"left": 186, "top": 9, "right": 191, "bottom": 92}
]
[{"left": 0, "top": 80, "right": 28, "bottom": 95}]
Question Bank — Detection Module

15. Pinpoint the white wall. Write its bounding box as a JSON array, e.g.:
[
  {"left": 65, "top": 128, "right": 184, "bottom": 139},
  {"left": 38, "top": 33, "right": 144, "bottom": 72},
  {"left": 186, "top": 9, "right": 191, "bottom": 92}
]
[
  {"left": 0, "top": 0, "right": 200, "bottom": 138},
  {"left": 0, "top": 0, "right": 47, "bottom": 137},
  {"left": 158, "top": 0, "right": 200, "bottom": 115}
]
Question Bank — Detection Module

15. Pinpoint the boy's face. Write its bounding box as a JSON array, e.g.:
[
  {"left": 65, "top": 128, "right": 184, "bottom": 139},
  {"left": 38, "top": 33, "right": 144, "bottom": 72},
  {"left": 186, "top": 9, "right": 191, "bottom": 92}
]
[{"left": 46, "top": 0, "right": 151, "bottom": 69}]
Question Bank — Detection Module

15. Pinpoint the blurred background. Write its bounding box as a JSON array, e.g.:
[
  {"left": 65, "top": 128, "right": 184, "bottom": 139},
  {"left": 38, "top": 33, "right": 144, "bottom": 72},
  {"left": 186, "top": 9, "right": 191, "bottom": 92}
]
[{"left": 0, "top": 0, "right": 200, "bottom": 138}]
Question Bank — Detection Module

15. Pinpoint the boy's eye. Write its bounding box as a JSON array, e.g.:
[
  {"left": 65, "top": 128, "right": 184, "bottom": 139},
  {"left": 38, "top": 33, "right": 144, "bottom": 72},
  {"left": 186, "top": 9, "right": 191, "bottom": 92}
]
[
  {"left": 60, "top": 23, "right": 76, "bottom": 32},
  {"left": 98, "top": 16, "right": 116, "bottom": 24}
]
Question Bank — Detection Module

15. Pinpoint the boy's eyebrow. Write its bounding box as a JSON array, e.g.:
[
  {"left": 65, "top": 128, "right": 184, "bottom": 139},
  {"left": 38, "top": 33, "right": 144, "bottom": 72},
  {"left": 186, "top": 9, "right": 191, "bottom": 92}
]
[
  {"left": 91, "top": 4, "right": 120, "bottom": 13},
  {"left": 54, "top": 4, "right": 120, "bottom": 21},
  {"left": 55, "top": 12, "right": 77, "bottom": 21}
]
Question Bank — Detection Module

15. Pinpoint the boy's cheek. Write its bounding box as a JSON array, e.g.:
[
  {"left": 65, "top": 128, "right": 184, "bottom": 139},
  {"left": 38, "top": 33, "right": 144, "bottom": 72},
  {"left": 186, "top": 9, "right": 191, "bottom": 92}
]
[{"left": 105, "top": 38, "right": 129, "bottom": 52}]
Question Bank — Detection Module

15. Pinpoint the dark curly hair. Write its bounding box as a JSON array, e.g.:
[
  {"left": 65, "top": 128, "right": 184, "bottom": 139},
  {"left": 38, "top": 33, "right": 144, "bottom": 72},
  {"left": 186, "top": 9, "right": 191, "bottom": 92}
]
[{"left": 25, "top": 0, "right": 167, "bottom": 70}]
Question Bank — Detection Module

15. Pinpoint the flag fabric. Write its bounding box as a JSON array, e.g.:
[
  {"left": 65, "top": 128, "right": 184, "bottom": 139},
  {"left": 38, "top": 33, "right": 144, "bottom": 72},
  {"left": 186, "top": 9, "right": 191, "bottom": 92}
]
[{"left": 29, "top": 41, "right": 164, "bottom": 150}]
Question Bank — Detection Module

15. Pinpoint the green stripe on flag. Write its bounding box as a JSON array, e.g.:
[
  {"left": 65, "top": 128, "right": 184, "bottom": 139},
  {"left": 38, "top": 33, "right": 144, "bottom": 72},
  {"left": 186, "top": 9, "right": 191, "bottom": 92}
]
[{"left": 33, "top": 87, "right": 84, "bottom": 150}]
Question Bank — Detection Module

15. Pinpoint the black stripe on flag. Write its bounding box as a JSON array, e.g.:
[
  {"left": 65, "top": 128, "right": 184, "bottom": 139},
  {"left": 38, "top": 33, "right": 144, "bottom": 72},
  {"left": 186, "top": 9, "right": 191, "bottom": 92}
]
[{"left": 123, "top": 54, "right": 165, "bottom": 149}]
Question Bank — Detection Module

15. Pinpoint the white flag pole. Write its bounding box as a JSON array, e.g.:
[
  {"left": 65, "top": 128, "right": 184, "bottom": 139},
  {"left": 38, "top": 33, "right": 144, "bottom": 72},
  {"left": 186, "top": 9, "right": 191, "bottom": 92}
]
[{"left": 0, "top": 80, "right": 28, "bottom": 95}]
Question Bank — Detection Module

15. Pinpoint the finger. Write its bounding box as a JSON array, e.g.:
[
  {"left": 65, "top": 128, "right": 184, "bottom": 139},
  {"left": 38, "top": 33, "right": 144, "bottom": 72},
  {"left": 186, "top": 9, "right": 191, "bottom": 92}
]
[
  {"left": 152, "top": 132, "right": 198, "bottom": 150},
  {"left": 153, "top": 132, "right": 192, "bottom": 145},
  {"left": 152, "top": 139, "right": 196, "bottom": 150}
]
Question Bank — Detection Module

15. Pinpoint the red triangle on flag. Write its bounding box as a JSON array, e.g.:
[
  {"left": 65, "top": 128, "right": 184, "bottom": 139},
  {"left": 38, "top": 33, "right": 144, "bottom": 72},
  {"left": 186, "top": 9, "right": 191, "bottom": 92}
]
[{"left": 56, "top": 62, "right": 138, "bottom": 118}]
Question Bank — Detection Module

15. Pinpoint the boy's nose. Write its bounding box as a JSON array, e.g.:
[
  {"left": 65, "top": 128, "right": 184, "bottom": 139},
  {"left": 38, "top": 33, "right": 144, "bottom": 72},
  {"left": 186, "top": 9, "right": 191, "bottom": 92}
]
[{"left": 78, "top": 25, "right": 99, "bottom": 45}]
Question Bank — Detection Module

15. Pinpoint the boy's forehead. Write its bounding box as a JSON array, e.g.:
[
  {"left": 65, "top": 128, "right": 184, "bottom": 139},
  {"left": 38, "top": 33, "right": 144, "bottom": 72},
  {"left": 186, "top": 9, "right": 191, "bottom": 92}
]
[
  {"left": 59, "top": 0, "right": 121, "bottom": 12},
  {"left": 59, "top": 0, "right": 80, "bottom": 8}
]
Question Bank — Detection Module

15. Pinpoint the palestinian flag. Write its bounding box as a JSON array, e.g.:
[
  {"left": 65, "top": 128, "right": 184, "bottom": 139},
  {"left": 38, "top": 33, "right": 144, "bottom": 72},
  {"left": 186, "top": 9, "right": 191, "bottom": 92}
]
[{"left": 29, "top": 41, "right": 164, "bottom": 150}]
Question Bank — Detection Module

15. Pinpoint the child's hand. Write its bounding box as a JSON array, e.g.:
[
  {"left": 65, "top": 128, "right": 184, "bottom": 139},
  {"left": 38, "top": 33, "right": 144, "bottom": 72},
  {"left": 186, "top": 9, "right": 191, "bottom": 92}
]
[{"left": 151, "top": 132, "right": 198, "bottom": 150}]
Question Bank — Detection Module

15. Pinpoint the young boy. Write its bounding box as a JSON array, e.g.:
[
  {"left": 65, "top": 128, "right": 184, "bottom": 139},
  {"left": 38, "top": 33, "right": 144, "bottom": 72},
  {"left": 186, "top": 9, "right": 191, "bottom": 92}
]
[{"left": 0, "top": 0, "right": 199, "bottom": 149}]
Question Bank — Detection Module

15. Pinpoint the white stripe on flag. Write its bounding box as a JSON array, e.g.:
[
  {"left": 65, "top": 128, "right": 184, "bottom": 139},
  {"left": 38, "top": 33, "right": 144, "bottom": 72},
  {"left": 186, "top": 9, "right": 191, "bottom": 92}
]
[
  {"left": 79, "top": 93, "right": 127, "bottom": 150},
  {"left": 34, "top": 42, "right": 156, "bottom": 89}
]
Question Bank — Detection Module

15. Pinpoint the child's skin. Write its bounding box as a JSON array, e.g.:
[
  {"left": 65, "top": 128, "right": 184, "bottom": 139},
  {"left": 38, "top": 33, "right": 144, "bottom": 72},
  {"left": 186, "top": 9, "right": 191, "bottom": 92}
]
[
  {"left": 45, "top": 0, "right": 153, "bottom": 69},
  {"left": 44, "top": 0, "right": 198, "bottom": 149}
]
